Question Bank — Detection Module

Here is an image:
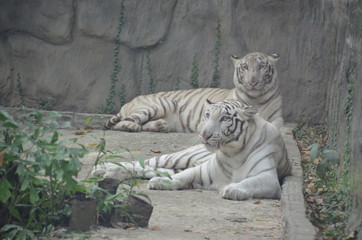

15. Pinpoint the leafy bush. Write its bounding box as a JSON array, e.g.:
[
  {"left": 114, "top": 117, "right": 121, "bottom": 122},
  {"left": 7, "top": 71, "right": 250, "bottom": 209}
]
[
  {"left": 0, "top": 110, "right": 156, "bottom": 238},
  {"left": 0, "top": 110, "right": 88, "bottom": 239},
  {"left": 293, "top": 124, "right": 352, "bottom": 239}
]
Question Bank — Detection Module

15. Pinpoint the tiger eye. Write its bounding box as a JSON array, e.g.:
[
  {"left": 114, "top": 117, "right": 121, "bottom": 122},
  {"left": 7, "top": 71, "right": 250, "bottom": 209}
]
[
  {"left": 221, "top": 116, "right": 231, "bottom": 122},
  {"left": 259, "top": 63, "right": 267, "bottom": 70}
]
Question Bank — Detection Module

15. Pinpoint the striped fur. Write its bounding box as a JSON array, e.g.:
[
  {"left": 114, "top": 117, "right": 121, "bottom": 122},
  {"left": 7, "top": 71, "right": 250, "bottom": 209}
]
[
  {"left": 104, "top": 52, "right": 283, "bottom": 132},
  {"left": 94, "top": 100, "right": 291, "bottom": 200},
  {"left": 148, "top": 100, "right": 292, "bottom": 200}
]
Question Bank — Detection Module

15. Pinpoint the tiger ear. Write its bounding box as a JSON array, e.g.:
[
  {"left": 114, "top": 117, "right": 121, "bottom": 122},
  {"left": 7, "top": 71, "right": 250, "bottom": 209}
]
[
  {"left": 237, "top": 105, "right": 258, "bottom": 119},
  {"left": 230, "top": 54, "right": 241, "bottom": 65},
  {"left": 268, "top": 53, "right": 280, "bottom": 62}
]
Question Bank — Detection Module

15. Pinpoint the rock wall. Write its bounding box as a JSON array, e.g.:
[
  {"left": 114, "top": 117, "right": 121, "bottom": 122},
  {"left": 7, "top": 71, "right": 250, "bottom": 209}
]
[{"left": 0, "top": 0, "right": 356, "bottom": 124}]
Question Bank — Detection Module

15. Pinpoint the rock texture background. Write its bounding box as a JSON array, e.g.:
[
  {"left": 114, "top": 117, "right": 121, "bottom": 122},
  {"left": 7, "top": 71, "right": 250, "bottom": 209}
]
[
  {"left": 0, "top": 0, "right": 357, "bottom": 122},
  {"left": 0, "top": 0, "right": 361, "bottom": 237}
]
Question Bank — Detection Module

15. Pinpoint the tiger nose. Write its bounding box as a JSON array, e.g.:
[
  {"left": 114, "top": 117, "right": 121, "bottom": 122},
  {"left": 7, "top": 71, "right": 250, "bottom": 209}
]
[
  {"left": 249, "top": 80, "right": 258, "bottom": 87},
  {"left": 249, "top": 77, "right": 258, "bottom": 87},
  {"left": 201, "top": 132, "right": 213, "bottom": 141}
]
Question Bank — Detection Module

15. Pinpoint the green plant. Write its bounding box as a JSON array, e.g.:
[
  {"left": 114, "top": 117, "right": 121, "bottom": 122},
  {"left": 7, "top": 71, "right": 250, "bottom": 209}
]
[
  {"left": 38, "top": 99, "right": 54, "bottom": 111},
  {"left": 100, "top": 0, "right": 125, "bottom": 114},
  {"left": 211, "top": 18, "right": 221, "bottom": 88},
  {"left": 137, "top": 54, "right": 145, "bottom": 96},
  {"left": 0, "top": 110, "right": 158, "bottom": 238},
  {"left": 294, "top": 124, "right": 352, "bottom": 239},
  {"left": 119, "top": 83, "right": 126, "bottom": 108},
  {"left": 0, "top": 110, "right": 88, "bottom": 239},
  {"left": 84, "top": 143, "right": 155, "bottom": 226},
  {"left": 16, "top": 73, "right": 26, "bottom": 108},
  {"left": 146, "top": 50, "right": 155, "bottom": 94},
  {"left": 190, "top": 54, "right": 199, "bottom": 89},
  {"left": 175, "top": 77, "right": 181, "bottom": 91}
]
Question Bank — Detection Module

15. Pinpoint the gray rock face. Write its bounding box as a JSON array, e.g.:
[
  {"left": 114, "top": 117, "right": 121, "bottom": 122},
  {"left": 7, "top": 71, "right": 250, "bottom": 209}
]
[
  {"left": 0, "top": 0, "right": 360, "bottom": 124},
  {"left": 0, "top": 0, "right": 74, "bottom": 44}
]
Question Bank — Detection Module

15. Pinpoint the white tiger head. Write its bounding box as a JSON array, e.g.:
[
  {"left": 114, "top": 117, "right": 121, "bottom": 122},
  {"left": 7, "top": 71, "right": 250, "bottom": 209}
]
[
  {"left": 231, "top": 52, "right": 280, "bottom": 97},
  {"left": 199, "top": 99, "right": 257, "bottom": 153}
]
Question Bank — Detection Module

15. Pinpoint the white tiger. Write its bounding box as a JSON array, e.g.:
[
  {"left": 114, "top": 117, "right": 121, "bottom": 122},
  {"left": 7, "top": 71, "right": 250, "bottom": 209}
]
[
  {"left": 104, "top": 52, "right": 283, "bottom": 132},
  {"left": 94, "top": 52, "right": 287, "bottom": 192},
  {"left": 95, "top": 100, "right": 291, "bottom": 200}
]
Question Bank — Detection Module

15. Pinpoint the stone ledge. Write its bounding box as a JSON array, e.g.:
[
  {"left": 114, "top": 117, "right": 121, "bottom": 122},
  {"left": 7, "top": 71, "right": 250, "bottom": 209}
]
[
  {"left": 281, "top": 125, "right": 317, "bottom": 240},
  {"left": 0, "top": 107, "right": 112, "bottom": 130}
]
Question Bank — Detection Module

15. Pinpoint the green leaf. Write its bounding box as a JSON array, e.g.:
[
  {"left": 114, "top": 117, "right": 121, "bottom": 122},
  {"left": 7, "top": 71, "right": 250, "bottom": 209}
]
[
  {"left": 85, "top": 117, "right": 94, "bottom": 124},
  {"left": 8, "top": 206, "right": 23, "bottom": 222},
  {"left": 32, "top": 127, "right": 40, "bottom": 139},
  {"left": 0, "top": 111, "right": 17, "bottom": 124},
  {"left": 69, "top": 157, "right": 82, "bottom": 172},
  {"left": 106, "top": 154, "right": 125, "bottom": 160},
  {"left": 154, "top": 170, "right": 172, "bottom": 179},
  {"left": 5, "top": 229, "right": 20, "bottom": 240},
  {"left": 50, "top": 131, "right": 59, "bottom": 144},
  {"left": 20, "top": 178, "right": 29, "bottom": 191},
  {"left": 109, "top": 161, "right": 125, "bottom": 167},
  {"left": 47, "top": 111, "right": 61, "bottom": 119},
  {"left": 96, "top": 138, "right": 106, "bottom": 153},
  {"left": 0, "top": 224, "right": 20, "bottom": 233},
  {"left": 308, "top": 143, "right": 320, "bottom": 162},
  {"left": 30, "top": 111, "right": 42, "bottom": 123},
  {"left": 0, "top": 178, "right": 12, "bottom": 203},
  {"left": 106, "top": 192, "right": 124, "bottom": 201},
  {"left": 137, "top": 157, "right": 145, "bottom": 169},
  {"left": 134, "top": 192, "right": 152, "bottom": 204},
  {"left": 323, "top": 149, "right": 339, "bottom": 165},
  {"left": 316, "top": 160, "right": 330, "bottom": 180},
  {"left": 29, "top": 186, "right": 39, "bottom": 204},
  {"left": 2, "top": 121, "right": 18, "bottom": 129}
]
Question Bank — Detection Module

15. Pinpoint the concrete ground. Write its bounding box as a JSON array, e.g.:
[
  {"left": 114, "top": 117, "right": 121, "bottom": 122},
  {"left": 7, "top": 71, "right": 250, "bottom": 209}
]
[
  {"left": 58, "top": 126, "right": 316, "bottom": 240},
  {"left": 2, "top": 108, "right": 317, "bottom": 239},
  {"left": 59, "top": 130, "right": 284, "bottom": 240}
]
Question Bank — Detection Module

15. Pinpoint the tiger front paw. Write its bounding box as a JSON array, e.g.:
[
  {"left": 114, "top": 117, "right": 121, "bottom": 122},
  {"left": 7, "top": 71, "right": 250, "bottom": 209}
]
[
  {"left": 148, "top": 177, "right": 177, "bottom": 190},
  {"left": 221, "top": 184, "right": 252, "bottom": 201},
  {"left": 92, "top": 162, "right": 129, "bottom": 181},
  {"left": 113, "top": 121, "right": 141, "bottom": 132},
  {"left": 141, "top": 119, "right": 170, "bottom": 133}
]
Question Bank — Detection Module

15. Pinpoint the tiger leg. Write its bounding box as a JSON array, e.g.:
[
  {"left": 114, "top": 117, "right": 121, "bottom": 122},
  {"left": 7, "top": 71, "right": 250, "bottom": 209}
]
[
  {"left": 112, "top": 97, "right": 176, "bottom": 132},
  {"left": 91, "top": 161, "right": 182, "bottom": 181},
  {"left": 148, "top": 164, "right": 207, "bottom": 190},
  {"left": 221, "top": 159, "right": 281, "bottom": 200},
  {"left": 141, "top": 119, "right": 170, "bottom": 132},
  {"left": 146, "top": 144, "right": 213, "bottom": 169},
  {"left": 113, "top": 120, "right": 142, "bottom": 132},
  {"left": 147, "top": 154, "right": 231, "bottom": 190},
  {"left": 92, "top": 162, "right": 153, "bottom": 180},
  {"left": 92, "top": 145, "right": 213, "bottom": 182}
]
